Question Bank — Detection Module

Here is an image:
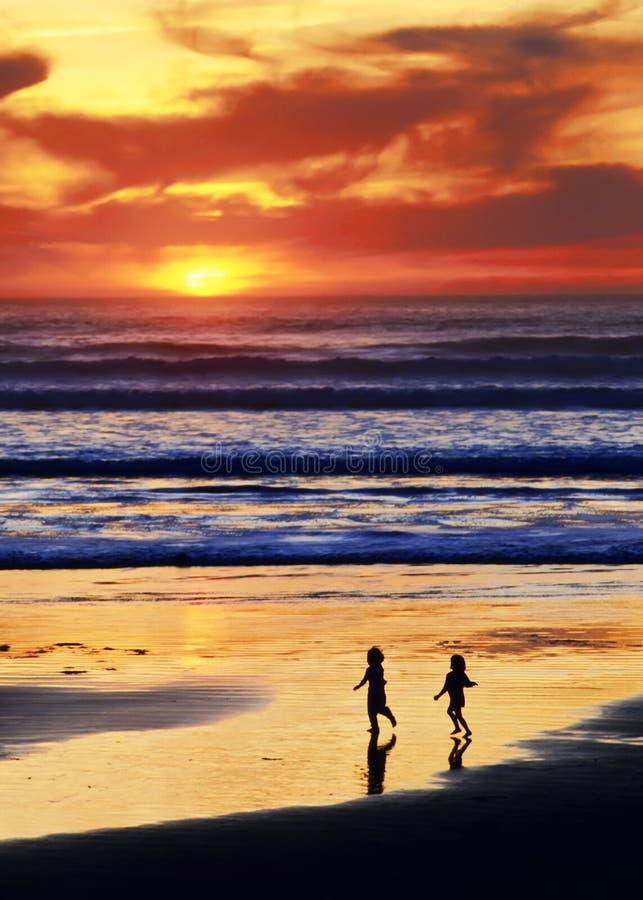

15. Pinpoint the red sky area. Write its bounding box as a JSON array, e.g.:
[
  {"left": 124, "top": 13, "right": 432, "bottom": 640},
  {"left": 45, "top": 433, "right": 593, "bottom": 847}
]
[{"left": 1, "top": 1, "right": 642, "bottom": 297}]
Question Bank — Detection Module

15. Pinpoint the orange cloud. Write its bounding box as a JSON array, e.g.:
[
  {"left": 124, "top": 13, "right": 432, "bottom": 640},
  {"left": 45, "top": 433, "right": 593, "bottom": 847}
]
[
  {"left": 10, "top": 163, "right": 641, "bottom": 258},
  {"left": 1, "top": 3, "right": 642, "bottom": 295},
  {"left": 4, "top": 6, "right": 639, "bottom": 198},
  {"left": 1, "top": 69, "right": 470, "bottom": 194}
]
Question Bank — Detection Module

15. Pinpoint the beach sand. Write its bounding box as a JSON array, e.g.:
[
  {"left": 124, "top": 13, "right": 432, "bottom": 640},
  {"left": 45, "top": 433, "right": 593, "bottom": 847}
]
[
  {"left": 0, "top": 564, "right": 640, "bottom": 895},
  {"left": 0, "top": 695, "right": 640, "bottom": 898}
]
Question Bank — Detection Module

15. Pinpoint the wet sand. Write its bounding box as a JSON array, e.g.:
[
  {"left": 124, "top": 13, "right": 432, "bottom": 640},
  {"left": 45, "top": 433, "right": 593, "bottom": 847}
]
[
  {"left": 0, "top": 694, "right": 640, "bottom": 897},
  {"left": 0, "top": 563, "right": 640, "bottom": 894},
  {"left": 0, "top": 681, "right": 270, "bottom": 750}
]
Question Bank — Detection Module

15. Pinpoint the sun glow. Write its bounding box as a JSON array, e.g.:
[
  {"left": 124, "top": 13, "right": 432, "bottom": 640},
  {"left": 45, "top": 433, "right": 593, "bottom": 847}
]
[
  {"left": 143, "top": 247, "right": 268, "bottom": 296},
  {"left": 183, "top": 267, "right": 227, "bottom": 295}
]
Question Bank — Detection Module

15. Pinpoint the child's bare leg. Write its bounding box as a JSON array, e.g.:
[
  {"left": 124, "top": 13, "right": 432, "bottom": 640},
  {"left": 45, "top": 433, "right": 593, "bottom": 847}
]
[
  {"left": 383, "top": 706, "right": 397, "bottom": 728},
  {"left": 448, "top": 707, "right": 461, "bottom": 734},
  {"left": 368, "top": 710, "right": 380, "bottom": 733},
  {"left": 458, "top": 713, "right": 472, "bottom": 736}
]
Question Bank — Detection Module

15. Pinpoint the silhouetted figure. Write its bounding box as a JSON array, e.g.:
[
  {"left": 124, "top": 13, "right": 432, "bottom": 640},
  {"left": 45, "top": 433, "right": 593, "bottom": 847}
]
[
  {"left": 366, "top": 732, "right": 396, "bottom": 795},
  {"left": 434, "top": 653, "right": 478, "bottom": 736},
  {"left": 353, "top": 646, "right": 397, "bottom": 734},
  {"left": 448, "top": 735, "right": 471, "bottom": 769}
]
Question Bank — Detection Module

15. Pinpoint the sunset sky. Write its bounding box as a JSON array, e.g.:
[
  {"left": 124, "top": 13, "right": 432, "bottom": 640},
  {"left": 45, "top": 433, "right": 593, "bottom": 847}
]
[{"left": 1, "top": 0, "right": 642, "bottom": 297}]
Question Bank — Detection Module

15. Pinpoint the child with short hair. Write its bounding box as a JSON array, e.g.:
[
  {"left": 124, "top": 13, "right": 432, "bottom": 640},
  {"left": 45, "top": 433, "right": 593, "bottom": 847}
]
[
  {"left": 354, "top": 646, "right": 397, "bottom": 734},
  {"left": 434, "top": 653, "right": 478, "bottom": 736}
]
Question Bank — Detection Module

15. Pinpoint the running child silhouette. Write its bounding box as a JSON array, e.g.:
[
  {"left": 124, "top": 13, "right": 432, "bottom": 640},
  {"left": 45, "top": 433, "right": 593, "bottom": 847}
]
[
  {"left": 434, "top": 653, "right": 478, "bottom": 736},
  {"left": 353, "top": 646, "right": 397, "bottom": 733}
]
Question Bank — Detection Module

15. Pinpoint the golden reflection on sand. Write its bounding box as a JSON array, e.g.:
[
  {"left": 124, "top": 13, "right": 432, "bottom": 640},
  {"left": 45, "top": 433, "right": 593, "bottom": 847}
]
[{"left": 0, "top": 564, "right": 641, "bottom": 840}]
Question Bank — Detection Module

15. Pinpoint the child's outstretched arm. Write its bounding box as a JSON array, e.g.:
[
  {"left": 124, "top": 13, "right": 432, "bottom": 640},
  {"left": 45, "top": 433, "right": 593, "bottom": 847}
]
[
  {"left": 464, "top": 676, "right": 478, "bottom": 687},
  {"left": 353, "top": 669, "right": 369, "bottom": 691},
  {"left": 433, "top": 678, "right": 448, "bottom": 701}
]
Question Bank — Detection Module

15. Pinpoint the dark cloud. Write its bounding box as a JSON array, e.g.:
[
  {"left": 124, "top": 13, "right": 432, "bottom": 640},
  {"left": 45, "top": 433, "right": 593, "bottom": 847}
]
[
  {"left": 376, "top": 22, "right": 579, "bottom": 60},
  {"left": 326, "top": 9, "right": 642, "bottom": 176},
  {"left": 291, "top": 164, "right": 643, "bottom": 252},
  {"left": 0, "top": 52, "right": 49, "bottom": 100},
  {"left": 371, "top": 2, "right": 636, "bottom": 65},
  {"left": 362, "top": 4, "right": 643, "bottom": 100},
  {"left": 1, "top": 70, "right": 466, "bottom": 188},
  {"left": 404, "top": 82, "right": 593, "bottom": 173},
  {"left": 0, "top": 57, "right": 598, "bottom": 194},
  {"left": 156, "top": 2, "right": 257, "bottom": 60},
  {"left": 286, "top": 155, "right": 379, "bottom": 196},
  {"left": 473, "top": 84, "right": 592, "bottom": 171}
]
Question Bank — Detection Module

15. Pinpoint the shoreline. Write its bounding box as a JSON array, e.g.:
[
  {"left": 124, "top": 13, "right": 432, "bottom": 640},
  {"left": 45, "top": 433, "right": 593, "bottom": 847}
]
[
  {"left": 0, "top": 693, "right": 640, "bottom": 897},
  {"left": 2, "top": 550, "right": 643, "bottom": 569}
]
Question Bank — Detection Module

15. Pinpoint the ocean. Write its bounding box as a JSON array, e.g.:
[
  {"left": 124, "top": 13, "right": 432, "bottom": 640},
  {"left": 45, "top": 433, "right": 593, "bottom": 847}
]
[{"left": 1, "top": 294, "right": 641, "bottom": 568}]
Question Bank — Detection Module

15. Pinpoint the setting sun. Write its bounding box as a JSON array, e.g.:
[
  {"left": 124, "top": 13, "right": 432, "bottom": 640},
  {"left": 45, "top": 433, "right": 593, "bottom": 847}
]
[
  {"left": 142, "top": 249, "right": 249, "bottom": 296},
  {"left": 184, "top": 267, "right": 227, "bottom": 295},
  {"left": 139, "top": 243, "right": 294, "bottom": 297}
]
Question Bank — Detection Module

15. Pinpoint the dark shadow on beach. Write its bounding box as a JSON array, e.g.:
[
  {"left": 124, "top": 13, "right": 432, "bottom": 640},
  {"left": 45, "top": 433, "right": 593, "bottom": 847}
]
[
  {"left": 0, "top": 683, "right": 269, "bottom": 756},
  {"left": 365, "top": 732, "right": 396, "bottom": 795}
]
